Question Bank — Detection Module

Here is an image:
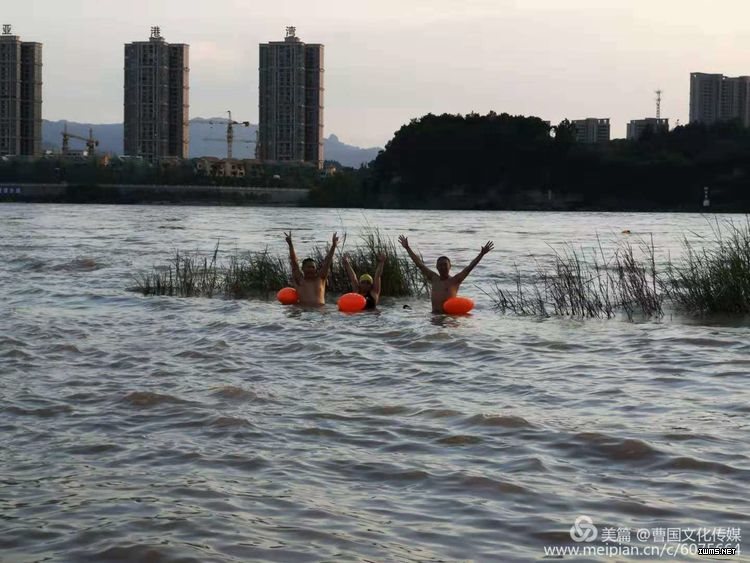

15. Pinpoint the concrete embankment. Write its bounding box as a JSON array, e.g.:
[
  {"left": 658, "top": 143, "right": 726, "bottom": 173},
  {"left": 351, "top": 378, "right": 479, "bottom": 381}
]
[{"left": 0, "top": 183, "right": 310, "bottom": 206}]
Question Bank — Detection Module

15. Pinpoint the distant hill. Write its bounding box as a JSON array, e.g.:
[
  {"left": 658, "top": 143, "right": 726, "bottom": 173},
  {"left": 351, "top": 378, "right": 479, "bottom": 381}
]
[{"left": 42, "top": 119, "right": 381, "bottom": 168}]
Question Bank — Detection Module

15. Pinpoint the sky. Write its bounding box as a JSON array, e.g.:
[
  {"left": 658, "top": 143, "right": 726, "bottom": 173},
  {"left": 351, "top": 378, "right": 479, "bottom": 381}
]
[{"left": 5, "top": 0, "right": 750, "bottom": 147}]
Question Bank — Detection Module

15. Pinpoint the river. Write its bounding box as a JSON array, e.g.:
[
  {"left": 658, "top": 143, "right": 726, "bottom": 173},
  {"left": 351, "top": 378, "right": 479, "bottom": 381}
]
[{"left": 1, "top": 204, "right": 748, "bottom": 562}]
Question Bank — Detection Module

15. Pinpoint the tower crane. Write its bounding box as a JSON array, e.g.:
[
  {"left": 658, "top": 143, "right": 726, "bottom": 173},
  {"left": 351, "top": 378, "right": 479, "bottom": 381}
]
[
  {"left": 207, "top": 110, "right": 251, "bottom": 159},
  {"left": 61, "top": 123, "right": 98, "bottom": 157}
]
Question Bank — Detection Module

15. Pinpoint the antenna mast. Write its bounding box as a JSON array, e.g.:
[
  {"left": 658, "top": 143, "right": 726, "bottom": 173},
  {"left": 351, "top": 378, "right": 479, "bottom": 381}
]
[{"left": 655, "top": 89, "right": 662, "bottom": 120}]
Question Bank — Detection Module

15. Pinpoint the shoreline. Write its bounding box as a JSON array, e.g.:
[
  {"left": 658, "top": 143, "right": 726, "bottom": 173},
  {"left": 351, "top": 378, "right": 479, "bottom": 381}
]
[{"left": 0, "top": 182, "right": 740, "bottom": 212}]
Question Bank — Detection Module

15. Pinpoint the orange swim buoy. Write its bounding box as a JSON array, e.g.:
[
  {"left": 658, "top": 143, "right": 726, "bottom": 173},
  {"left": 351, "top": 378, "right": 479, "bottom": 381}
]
[
  {"left": 277, "top": 287, "right": 299, "bottom": 305},
  {"left": 338, "top": 292, "right": 367, "bottom": 312},
  {"left": 443, "top": 296, "right": 474, "bottom": 315}
]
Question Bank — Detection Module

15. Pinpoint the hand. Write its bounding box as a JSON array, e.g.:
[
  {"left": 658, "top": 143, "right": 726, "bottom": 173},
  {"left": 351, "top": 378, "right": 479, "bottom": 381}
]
[
  {"left": 377, "top": 253, "right": 386, "bottom": 263},
  {"left": 480, "top": 241, "right": 494, "bottom": 255},
  {"left": 398, "top": 235, "right": 409, "bottom": 249},
  {"left": 284, "top": 231, "right": 293, "bottom": 245},
  {"left": 331, "top": 232, "right": 339, "bottom": 247}
]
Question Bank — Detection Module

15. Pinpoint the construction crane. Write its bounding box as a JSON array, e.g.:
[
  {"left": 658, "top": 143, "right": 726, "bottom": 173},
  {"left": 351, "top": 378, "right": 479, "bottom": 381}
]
[
  {"left": 207, "top": 110, "right": 251, "bottom": 159},
  {"left": 61, "top": 123, "right": 98, "bottom": 156}
]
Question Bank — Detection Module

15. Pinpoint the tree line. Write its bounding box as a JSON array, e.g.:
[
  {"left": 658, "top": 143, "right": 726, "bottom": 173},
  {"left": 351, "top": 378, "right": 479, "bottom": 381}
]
[{"left": 309, "top": 112, "right": 750, "bottom": 211}]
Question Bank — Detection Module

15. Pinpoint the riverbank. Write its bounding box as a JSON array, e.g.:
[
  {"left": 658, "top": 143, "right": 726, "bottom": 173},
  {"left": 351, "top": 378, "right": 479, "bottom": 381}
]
[
  {"left": 0, "top": 183, "right": 310, "bottom": 206},
  {"left": 0, "top": 182, "right": 736, "bottom": 211}
]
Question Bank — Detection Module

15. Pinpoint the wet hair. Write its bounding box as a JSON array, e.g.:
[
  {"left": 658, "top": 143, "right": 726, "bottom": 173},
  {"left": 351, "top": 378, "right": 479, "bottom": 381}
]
[
  {"left": 302, "top": 258, "right": 316, "bottom": 268},
  {"left": 436, "top": 256, "right": 451, "bottom": 264}
]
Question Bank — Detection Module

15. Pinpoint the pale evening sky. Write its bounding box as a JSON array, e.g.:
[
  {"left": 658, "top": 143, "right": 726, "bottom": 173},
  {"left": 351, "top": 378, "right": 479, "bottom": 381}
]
[{"left": 5, "top": 0, "right": 750, "bottom": 147}]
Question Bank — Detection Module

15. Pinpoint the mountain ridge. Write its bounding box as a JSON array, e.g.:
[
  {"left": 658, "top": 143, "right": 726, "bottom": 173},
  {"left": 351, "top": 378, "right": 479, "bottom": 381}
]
[{"left": 41, "top": 118, "right": 381, "bottom": 168}]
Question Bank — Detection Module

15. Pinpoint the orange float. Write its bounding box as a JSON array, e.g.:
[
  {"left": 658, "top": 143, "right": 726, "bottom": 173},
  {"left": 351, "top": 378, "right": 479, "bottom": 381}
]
[
  {"left": 338, "top": 292, "right": 367, "bottom": 312},
  {"left": 277, "top": 287, "right": 299, "bottom": 305},
  {"left": 443, "top": 296, "right": 474, "bottom": 315}
]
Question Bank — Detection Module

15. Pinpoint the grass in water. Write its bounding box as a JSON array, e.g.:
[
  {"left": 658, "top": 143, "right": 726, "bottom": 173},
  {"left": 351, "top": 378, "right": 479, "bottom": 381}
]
[
  {"left": 487, "top": 238, "right": 663, "bottom": 320},
  {"left": 133, "top": 220, "right": 750, "bottom": 318},
  {"left": 663, "top": 219, "right": 750, "bottom": 315},
  {"left": 132, "top": 230, "right": 428, "bottom": 299}
]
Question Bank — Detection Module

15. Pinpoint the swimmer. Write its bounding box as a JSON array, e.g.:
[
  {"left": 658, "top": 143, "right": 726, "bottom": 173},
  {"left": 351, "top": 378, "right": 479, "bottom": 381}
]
[
  {"left": 398, "top": 235, "right": 494, "bottom": 313},
  {"left": 284, "top": 231, "right": 339, "bottom": 306},
  {"left": 342, "top": 253, "right": 386, "bottom": 309}
]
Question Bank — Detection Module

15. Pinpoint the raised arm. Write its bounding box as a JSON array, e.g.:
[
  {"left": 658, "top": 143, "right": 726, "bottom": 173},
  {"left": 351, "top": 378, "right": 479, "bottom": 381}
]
[
  {"left": 398, "top": 235, "right": 437, "bottom": 280},
  {"left": 372, "top": 253, "right": 386, "bottom": 297},
  {"left": 285, "top": 231, "right": 303, "bottom": 285},
  {"left": 453, "top": 241, "right": 494, "bottom": 284},
  {"left": 342, "top": 254, "right": 359, "bottom": 292},
  {"left": 319, "top": 232, "right": 339, "bottom": 280}
]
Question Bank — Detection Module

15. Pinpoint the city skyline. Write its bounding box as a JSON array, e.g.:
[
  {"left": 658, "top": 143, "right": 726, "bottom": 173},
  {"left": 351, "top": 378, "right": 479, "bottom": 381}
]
[{"left": 4, "top": 0, "right": 750, "bottom": 147}]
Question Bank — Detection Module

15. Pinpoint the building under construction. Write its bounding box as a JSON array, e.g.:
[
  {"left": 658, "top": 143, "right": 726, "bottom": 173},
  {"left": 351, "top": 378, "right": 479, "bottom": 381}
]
[
  {"left": 123, "top": 27, "right": 189, "bottom": 161},
  {"left": 0, "top": 25, "right": 42, "bottom": 157},
  {"left": 258, "top": 27, "right": 324, "bottom": 169}
]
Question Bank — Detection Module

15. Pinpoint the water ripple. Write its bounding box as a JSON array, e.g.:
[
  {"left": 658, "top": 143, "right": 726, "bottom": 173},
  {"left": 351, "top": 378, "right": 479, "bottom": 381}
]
[{"left": 1, "top": 206, "right": 748, "bottom": 561}]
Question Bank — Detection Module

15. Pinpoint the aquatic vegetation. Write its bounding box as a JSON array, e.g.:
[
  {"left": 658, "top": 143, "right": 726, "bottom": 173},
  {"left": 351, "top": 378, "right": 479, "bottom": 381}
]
[
  {"left": 132, "top": 231, "right": 428, "bottom": 299},
  {"left": 223, "top": 250, "right": 289, "bottom": 299},
  {"left": 317, "top": 229, "right": 429, "bottom": 297},
  {"left": 491, "top": 220, "right": 750, "bottom": 319},
  {"left": 663, "top": 219, "right": 750, "bottom": 314},
  {"left": 132, "top": 243, "right": 221, "bottom": 298},
  {"left": 487, "top": 239, "right": 663, "bottom": 320},
  {"left": 133, "top": 220, "right": 750, "bottom": 317}
]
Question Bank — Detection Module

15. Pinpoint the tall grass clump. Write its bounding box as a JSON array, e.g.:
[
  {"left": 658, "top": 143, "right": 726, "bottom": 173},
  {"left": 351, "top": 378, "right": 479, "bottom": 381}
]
[
  {"left": 223, "top": 250, "right": 288, "bottom": 298},
  {"left": 488, "top": 238, "right": 663, "bottom": 320},
  {"left": 132, "top": 231, "right": 428, "bottom": 299},
  {"left": 132, "top": 244, "right": 221, "bottom": 297},
  {"left": 483, "top": 266, "right": 548, "bottom": 317},
  {"left": 311, "top": 229, "right": 428, "bottom": 297},
  {"left": 663, "top": 219, "right": 750, "bottom": 314}
]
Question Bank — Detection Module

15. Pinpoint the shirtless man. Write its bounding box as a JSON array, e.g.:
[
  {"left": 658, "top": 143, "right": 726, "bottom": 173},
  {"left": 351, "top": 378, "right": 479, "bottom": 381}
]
[
  {"left": 398, "top": 235, "right": 494, "bottom": 313},
  {"left": 285, "top": 231, "right": 339, "bottom": 306}
]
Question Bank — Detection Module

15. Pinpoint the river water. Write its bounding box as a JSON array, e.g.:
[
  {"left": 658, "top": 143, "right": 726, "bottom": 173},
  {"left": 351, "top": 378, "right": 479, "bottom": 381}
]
[{"left": 1, "top": 204, "right": 748, "bottom": 562}]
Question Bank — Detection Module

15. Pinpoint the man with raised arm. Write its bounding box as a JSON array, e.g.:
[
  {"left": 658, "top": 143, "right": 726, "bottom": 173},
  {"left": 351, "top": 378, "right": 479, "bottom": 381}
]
[
  {"left": 398, "top": 235, "right": 494, "bottom": 313},
  {"left": 284, "top": 231, "right": 339, "bottom": 306}
]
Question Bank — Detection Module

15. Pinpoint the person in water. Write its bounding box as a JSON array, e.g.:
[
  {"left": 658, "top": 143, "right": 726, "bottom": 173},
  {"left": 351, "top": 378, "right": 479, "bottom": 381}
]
[
  {"left": 398, "top": 235, "right": 494, "bottom": 313},
  {"left": 343, "top": 253, "right": 386, "bottom": 309},
  {"left": 285, "top": 231, "right": 339, "bottom": 306}
]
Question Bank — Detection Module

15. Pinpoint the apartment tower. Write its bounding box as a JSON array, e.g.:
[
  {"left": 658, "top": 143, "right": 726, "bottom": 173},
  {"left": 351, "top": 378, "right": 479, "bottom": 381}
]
[
  {"left": 258, "top": 27, "right": 324, "bottom": 168},
  {"left": 690, "top": 72, "right": 750, "bottom": 127},
  {"left": 572, "top": 118, "right": 610, "bottom": 144},
  {"left": 124, "top": 27, "right": 189, "bottom": 160},
  {"left": 0, "top": 25, "right": 42, "bottom": 157},
  {"left": 626, "top": 118, "right": 669, "bottom": 140}
]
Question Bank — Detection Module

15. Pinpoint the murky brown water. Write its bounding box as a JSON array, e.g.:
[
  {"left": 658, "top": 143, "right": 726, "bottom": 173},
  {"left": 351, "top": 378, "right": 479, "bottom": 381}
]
[{"left": 1, "top": 205, "right": 748, "bottom": 562}]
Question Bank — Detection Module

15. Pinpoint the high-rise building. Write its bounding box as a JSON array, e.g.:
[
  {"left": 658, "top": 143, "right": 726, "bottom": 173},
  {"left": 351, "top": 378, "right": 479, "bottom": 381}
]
[
  {"left": 258, "top": 27, "right": 324, "bottom": 168},
  {"left": 124, "top": 27, "right": 189, "bottom": 161},
  {"left": 0, "top": 25, "right": 42, "bottom": 157},
  {"left": 626, "top": 118, "right": 669, "bottom": 140},
  {"left": 572, "top": 118, "right": 610, "bottom": 144},
  {"left": 689, "top": 72, "right": 750, "bottom": 127}
]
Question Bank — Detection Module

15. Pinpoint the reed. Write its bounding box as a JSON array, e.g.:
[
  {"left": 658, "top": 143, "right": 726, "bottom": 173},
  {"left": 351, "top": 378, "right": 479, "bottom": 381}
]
[
  {"left": 487, "top": 238, "right": 663, "bottom": 320},
  {"left": 132, "top": 231, "right": 428, "bottom": 299},
  {"left": 133, "top": 221, "right": 750, "bottom": 317},
  {"left": 311, "top": 229, "right": 429, "bottom": 297},
  {"left": 223, "top": 250, "right": 288, "bottom": 299},
  {"left": 663, "top": 219, "right": 750, "bottom": 314}
]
